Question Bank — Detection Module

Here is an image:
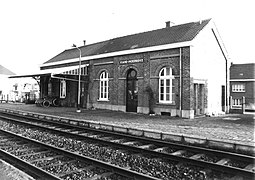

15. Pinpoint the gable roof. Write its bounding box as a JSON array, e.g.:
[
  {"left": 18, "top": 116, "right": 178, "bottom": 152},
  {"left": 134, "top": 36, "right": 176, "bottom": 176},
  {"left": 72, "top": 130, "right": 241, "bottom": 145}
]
[
  {"left": 230, "top": 63, "right": 255, "bottom": 80},
  {"left": 44, "top": 19, "right": 211, "bottom": 65},
  {"left": 0, "top": 65, "right": 15, "bottom": 75}
]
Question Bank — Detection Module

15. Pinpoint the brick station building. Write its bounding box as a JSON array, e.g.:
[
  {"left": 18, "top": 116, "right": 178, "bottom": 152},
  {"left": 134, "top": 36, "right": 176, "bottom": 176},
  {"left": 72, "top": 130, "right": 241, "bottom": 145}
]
[{"left": 12, "top": 19, "right": 229, "bottom": 118}]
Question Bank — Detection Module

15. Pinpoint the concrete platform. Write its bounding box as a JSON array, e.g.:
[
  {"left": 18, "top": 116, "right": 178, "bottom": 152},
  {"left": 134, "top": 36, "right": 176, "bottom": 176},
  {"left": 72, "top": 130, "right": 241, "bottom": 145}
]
[
  {"left": 0, "top": 103, "right": 254, "bottom": 146},
  {"left": 0, "top": 160, "right": 34, "bottom": 180}
]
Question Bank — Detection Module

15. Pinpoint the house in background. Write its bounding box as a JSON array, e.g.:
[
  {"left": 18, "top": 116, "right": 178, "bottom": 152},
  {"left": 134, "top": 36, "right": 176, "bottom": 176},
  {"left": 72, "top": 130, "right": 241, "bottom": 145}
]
[
  {"left": 10, "top": 18, "right": 229, "bottom": 118},
  {"left": 12, "top": 82, "right": 40, "bottom": 103},
  {"left": 0, "top": 64, "right": 39, "bottom": 103},
  {"left": 229, "top": 63, "right": 255, "bottom": 113},
  {"left": 0, "top": 64, "right": 16, "bottom": 102}
]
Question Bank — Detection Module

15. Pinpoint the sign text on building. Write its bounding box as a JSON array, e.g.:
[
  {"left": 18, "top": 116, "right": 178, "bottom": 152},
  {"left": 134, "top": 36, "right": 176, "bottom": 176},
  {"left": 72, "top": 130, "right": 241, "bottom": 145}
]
[{"left": 119, "top": 59, "right": 143, "bottom": 64}]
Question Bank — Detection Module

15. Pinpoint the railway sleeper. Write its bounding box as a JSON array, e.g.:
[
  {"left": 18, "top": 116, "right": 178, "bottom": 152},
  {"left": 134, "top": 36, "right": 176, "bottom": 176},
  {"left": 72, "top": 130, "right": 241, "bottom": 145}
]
[
  {"left": 244, "top": 163, "right": 255, "bottom": 171},
  {"left": 100, "top": 136, "right": 114, "bottom": 141},
  {"left": 62, "top": 128, "right": 76, "bottom": 132},
  {"left": 57, "top": 166, "right": 95, "bottom": 178},
  {"left": 29, "top": 155, "right": 64, "bottom": 163},
  {"left": 138, "top": 144, "right": 155, "bottom": 149},
  {"left": 18, "top": 149, "right": 50, "bottom": 158},
  {"left": 170, "top": 150, "right": 186, "bottom": 156},
  {"left": 122, "top": 141, "right": 139, "bottom": 145},
  {"left": 216, "top": 158, "right": 230, "bottom": 165},
  {"left": 110, "top": 138, "right": 126, "bottom": 143},
  {"left": 190, "top": 153, "right": 205, "bottom": 160},
  {"left": 47, "top": 126, "right": 58, "bottom": 129},
  {"left": 43, "top": 159, "right": 77, "bottom": 169},
  {"left": 79, "top": 132, "right": 91, "bottom": 136},
  {"left": 15, "top": 146, "right": 42, "bottom": 153},
  {"left": 88, "top": 134, "right": 102, "bottom": 138},
  {"left": 53, "top": 127, "right": 68, "bottom": 131},
  {"left": 70, "top": 130, "right": 83, "bottom": 134},
  {"left": 153, "top": 146, "right": 168, "bottom": 152}
]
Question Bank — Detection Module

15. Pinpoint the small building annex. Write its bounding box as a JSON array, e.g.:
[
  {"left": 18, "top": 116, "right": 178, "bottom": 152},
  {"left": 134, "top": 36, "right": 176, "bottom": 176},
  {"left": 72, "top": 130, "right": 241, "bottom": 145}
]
[
  {"left": 12, "top": 19, "right": 229, "bottom": 118},
  {"left": 229, "top": 63, "right": 255, "bottom": 113}
]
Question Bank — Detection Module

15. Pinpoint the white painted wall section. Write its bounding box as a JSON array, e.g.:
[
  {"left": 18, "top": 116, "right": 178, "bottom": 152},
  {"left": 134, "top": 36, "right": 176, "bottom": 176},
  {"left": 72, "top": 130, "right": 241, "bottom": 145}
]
[{"left": 190, "top": 21, "right": 226, "bottom": 115}]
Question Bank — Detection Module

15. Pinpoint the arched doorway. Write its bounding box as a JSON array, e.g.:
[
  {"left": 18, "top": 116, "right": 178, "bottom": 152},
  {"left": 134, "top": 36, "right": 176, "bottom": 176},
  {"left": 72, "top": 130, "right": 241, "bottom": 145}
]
[{"left": 126, "top": 69, "right": 138, "bottom": 112}]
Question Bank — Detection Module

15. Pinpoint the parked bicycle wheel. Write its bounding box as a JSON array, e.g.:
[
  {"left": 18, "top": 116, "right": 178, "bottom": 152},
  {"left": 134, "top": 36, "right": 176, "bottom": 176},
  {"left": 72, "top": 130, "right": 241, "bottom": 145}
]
[
  {"left": 52, "top": 98, "right": 60, "bottom": 106},
  {"left": 35, "top": 99, "right": 43, "bottom": 107},
  {"left": 43, "top": 100, "right": 51, "bottom": 107}
]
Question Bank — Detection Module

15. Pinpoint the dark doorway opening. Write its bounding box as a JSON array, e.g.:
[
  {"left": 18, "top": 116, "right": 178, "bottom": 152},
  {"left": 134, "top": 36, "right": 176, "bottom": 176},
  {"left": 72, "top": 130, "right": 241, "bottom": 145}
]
[{"left": 126, "top": 69, "right": 138, "bottom": 112}]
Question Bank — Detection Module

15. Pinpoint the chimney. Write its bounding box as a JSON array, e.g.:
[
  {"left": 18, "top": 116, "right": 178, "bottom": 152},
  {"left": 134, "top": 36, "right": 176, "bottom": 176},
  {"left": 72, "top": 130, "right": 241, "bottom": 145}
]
[
  {"left": 83, "top": 40, "right": 86, "bottom": 46},
  {"left": 165, "top": 21, "right": 170, "bottom": 28}
]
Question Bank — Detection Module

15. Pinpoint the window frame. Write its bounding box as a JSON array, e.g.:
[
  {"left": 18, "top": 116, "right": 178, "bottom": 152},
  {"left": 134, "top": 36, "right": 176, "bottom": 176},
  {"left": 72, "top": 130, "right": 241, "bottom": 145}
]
[
  {"left": 232, "top": 98, "right": 242, "bottom": 107},
  {"left": 159, "top": 67, "right": 174, "bottom": 104},
  {"left": 232, "top": 84, "right": 245, "bottom": 92},
  {"left": 99, "top": 71, "right": 109, "bottom": 101},
  {"left": 60, "top": 79, "right": 66, "bottom": 98}
]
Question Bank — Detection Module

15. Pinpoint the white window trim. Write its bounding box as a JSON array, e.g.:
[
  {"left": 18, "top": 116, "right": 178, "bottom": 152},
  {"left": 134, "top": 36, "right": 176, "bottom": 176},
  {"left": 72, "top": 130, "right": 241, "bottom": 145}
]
[
  {"left": 159, "top": 67, "right": 174, "bottom": 104},
  {"left": 60, "top": 79, "right": 66, "bottom": 98},
  {"left": 232, "top": 98, "right": 242, "bottom": 107},
  {"left": 99, "top": 71, "right": 109, "bottom": 101},
  {"left": 232, "top": 84, "right": 245, "bottom": 92}
]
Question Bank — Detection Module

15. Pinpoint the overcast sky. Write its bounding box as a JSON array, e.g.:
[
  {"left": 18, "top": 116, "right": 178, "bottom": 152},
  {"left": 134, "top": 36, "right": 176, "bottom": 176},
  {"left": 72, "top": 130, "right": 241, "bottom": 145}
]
[{"left": 0, "top": 0, "right": 254, "bottom": 75}]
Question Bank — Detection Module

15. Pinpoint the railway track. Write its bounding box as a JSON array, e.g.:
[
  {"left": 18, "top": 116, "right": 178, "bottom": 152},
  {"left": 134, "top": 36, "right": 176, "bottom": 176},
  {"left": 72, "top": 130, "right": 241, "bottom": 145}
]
[
  {"left": 0, "top": 125, "right": 158, "bottom": 180},
  {"left": 0, "top": 110, "right": 254, "bottom": 180}
]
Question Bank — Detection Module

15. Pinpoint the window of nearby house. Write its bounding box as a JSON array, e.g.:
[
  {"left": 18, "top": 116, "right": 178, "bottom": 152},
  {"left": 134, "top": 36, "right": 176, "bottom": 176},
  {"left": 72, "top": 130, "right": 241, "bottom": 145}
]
[
  {"left": 233, "top": 98, "right": 242, "bottom": 107},
  {"left": 60, "top": 79, "right": 66, "bottom": 98},
  {"left": 159, "top": 67, "right": 174, "bottom": 103},
  {"left": 99, "top": 71, "right": 109, "bottom": 100},
  {"left": 232, "top": 84, "right": 245, "bottom": 92}
]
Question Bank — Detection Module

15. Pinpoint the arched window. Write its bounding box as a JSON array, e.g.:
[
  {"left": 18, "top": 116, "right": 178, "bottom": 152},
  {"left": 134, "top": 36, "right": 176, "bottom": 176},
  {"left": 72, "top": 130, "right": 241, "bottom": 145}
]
[
  {"left": 159, "top": 67, "right": 174, "bottom": 103},
  {"left": 99, "top": 71, "right": 109, "bottom": 100}
]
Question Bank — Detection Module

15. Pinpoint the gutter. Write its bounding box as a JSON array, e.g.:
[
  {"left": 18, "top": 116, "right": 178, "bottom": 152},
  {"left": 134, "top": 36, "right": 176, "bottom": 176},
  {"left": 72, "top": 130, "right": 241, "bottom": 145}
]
[
  {"left": 179, "top": 48, "right": 182, "bottom": 117},
  {"left": 40, "top": 41, "right": 193, "bottom": 68}
]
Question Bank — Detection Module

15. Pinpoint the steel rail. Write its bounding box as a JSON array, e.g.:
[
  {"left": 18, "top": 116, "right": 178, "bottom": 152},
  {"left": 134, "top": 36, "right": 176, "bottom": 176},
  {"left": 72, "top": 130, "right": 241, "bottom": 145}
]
[
  {"left": 0, "top": 111, "right": 254, "bottom": 179},
  {"left": 2, "top": 108, "right": 254, "bottom": 154},
  {"left": 0, "top": 128, "right": 159, "bottom": 180},
  {"left": 0, "top": 112, "right": 253, "bottom": 162},
  {"left": 0, "top": 131, "right": 62, "bottom": 180}
]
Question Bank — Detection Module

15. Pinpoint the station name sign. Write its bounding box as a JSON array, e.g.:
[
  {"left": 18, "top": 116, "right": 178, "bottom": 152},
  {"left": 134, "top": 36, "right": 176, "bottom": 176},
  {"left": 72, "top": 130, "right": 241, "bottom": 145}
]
[{"left": 119, "top": 59, "right": 143, "bottom": 65}]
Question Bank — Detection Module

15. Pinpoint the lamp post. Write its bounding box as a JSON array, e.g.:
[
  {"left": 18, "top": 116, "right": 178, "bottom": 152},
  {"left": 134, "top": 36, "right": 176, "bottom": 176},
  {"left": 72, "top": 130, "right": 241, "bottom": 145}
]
[{"left": 72, "top": 44, "right": 81, "bottom": 113}]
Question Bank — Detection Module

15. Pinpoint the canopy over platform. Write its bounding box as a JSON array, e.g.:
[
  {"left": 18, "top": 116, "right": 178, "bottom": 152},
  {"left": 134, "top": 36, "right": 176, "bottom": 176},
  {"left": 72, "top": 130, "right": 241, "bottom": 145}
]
[
  {"left": 9, "top": 64, "right": 89, "bottom": 79},
  {"left": 9, "top": 64, "right": 89, "bottom": 85}
]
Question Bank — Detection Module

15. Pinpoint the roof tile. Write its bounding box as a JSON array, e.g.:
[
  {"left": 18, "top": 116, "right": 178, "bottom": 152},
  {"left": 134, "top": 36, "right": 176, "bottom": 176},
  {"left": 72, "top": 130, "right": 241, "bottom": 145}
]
[{"left": 44, "top": 19, "right": 211, "bottom": 64}]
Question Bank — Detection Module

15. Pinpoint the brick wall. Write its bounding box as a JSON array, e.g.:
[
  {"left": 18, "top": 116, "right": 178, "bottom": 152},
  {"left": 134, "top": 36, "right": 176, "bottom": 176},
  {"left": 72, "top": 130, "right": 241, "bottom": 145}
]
[
  {"left": 87, "top": 47, "right": 200, "bottom": 118},
  {"left": 182, "top": 47, "right": 192, "bottom": 111},
  {"left": 230, "top": 63, "right": 255, "bottom": 112}
]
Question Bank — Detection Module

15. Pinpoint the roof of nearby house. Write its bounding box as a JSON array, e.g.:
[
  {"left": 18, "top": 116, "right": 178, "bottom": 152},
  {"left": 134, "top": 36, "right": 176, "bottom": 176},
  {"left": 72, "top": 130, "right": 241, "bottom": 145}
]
[
  {"left": 0, "top": 65, "right": 15, "bottom": 75},
  {"left": 230, "top": 63, "right": 255, "bottom": 80},
  {"left": 44, "top": 19, "right": 211, "bottom": 65}
]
